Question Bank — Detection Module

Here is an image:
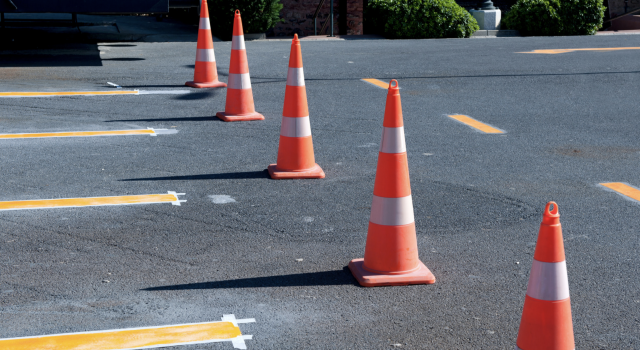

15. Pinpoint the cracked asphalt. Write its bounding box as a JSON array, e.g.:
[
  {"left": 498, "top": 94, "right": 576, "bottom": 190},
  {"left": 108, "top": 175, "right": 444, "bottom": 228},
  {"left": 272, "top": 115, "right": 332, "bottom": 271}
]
[{"left": 0, "top": 33, "right": 639, "bottom": 349}]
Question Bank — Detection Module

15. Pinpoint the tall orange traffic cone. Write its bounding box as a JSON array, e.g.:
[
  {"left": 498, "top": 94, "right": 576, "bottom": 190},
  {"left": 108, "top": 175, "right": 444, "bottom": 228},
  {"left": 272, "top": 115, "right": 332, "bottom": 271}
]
[
  {"left": 516, "top": 202, "right": 574, "bottom": 350},
  {"left": 185, "top": 0, "right": 226, "bottom": 88},
  {"left": 348, "top": 80, "right": 435, "bottom": 287},
  {"left": 216, "top": 10, "right": 264, "bottom": 122},
  {"left": 268, "top": 34, "right": 325, "bottom": 179}
]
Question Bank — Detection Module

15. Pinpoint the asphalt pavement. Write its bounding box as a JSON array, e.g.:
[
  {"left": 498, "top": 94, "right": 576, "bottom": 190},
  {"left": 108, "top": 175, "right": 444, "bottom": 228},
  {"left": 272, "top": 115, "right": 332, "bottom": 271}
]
[{"left": 1, "top": 34, "right": 639, "bottom": 349}]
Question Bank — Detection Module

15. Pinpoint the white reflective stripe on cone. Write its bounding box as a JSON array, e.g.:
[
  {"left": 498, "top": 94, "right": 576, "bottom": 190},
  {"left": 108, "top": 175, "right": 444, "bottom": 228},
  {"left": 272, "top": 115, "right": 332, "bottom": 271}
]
[
  {"left": 231, "top": 35, "right": 246, "bottom": 50},
  {"left": 526, "top": 260, "right": 570, "bottom": 301},
  {"left": 196, "top": 49, "right": 216, "bottom": 62},
  {"left": 199, "top": 17, "right": 211, "bottom": 30},
  {"left": 280, "top": 116, "right": 311, "bottom": 137},
  {"left": 380, "top": 127, "right": 406, "bottom": 153},
  {"left": 227, "top": 73, "right": 251, "bottom": 90},
  {"left": 370, "top": 195, "right": 414, "bottom": 226},
  {"left": 286, "top": 67, "right": 305, "bottom": 87}
]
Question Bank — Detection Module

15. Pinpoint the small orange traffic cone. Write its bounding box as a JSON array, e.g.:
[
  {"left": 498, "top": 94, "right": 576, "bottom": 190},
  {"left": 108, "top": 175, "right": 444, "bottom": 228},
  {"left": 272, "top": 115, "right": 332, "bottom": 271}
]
[
  {"left": 216, "top": 10, "right": 264, "bottom": 122},
  {"left": 348, "top": 80, "right": 435, "bottom": 287},
  {"left": 268, "top": 34, "right": 325, "bottom": 179},
  {"left": 516, "top": 202, "right": 575, "bottom": 350},
  {"left": 185, "top": 0, "right": 226, "bottom": 89}
]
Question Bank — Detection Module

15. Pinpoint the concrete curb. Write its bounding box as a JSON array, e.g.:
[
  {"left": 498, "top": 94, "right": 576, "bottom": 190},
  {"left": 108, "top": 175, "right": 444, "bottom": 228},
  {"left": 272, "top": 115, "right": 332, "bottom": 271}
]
[{"left": 472, "top": 30, "right": 520, "bottom": 37}]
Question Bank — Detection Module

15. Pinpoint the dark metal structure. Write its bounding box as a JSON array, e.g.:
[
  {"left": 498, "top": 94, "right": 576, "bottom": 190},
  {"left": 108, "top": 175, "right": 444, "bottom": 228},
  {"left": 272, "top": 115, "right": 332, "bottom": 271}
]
[{"left": 312, "top": 0, "right": 335, "bottom": 37}]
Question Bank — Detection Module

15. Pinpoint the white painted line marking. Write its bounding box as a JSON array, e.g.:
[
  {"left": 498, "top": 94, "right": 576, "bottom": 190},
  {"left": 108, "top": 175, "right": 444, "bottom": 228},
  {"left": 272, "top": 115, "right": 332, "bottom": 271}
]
[
  {"left": 208, "top": 195, "right": 236, "bottom": 204},
  {"left": 149, "top": 128, "right": 179, "bottom": 135},
  {"left": 168, "top": 191, "right": 187, "bottom": 206}
]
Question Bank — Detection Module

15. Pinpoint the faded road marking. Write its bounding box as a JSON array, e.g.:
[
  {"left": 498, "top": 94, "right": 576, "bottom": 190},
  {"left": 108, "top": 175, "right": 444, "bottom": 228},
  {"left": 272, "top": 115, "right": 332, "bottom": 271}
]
[
  {"left": 208, "top": 195, "right": 237, "bottom": 204},
  {"left": 362, "top": 79, "right": 392, "bottom": 89},
  {"left": 0, "top": 91, "right": 139, "bottom": 97},
  {"left": 0, "top": 129, "right": 175, "bottom": 139},
  {"left": 447, "top": 115, "right": 504, "bottom": 134},
  {"left": 0, "top": 315, "right": 255, "bottom": 350},
  {"left": 519, "top": 47, "right": 640, "bottom": 54},
  {"left": 0, "top": 192, "right": 186, "bottom": 211},
  {"left": 0, "top": 90, "right": 191, "bottom": 98},
  {"left": 600, "top": 182, "right": 640, "bottom": 203}
]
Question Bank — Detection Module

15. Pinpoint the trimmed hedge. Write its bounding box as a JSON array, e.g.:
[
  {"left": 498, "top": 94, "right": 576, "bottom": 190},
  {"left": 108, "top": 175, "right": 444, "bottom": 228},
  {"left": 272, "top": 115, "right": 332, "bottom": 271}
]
[
  {"left": 367, "top": 0, "right": 480, "bottom": 39},
  {"left": 502, "top": 0, "right": 605, "bottom": 36},
  {"left": 559, "top": 0, "right": 607, "bottom": 35},
  {"left": 207, "top": 0, "right": 284, "bottom": 40}
]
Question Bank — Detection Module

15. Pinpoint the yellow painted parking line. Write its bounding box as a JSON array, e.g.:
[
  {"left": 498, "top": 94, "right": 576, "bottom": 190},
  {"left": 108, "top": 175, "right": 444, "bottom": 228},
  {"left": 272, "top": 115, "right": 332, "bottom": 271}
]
[
  {"left": 362, "top": 78, "right": 392, "bottom": 89},
  {"left": 0, "top": 129, "right": 156, "bottom": 139},
  {"left": 0, "top": 192, "right": 185, "bottom": 211},
  {"left": 600, "top": 182, "right": 640, "bottom": 202},
  {"left": 519, "top": 47, "right": 640, "bottom": 54},
  {"left": 0, "top": 91, "right": 139, "bottom": 97},
  {"left": 447, "top": 114, "right": 504, "bottom": 134},
  {"left": 0, "top": 315, "right": 255, "bottom": 350}
]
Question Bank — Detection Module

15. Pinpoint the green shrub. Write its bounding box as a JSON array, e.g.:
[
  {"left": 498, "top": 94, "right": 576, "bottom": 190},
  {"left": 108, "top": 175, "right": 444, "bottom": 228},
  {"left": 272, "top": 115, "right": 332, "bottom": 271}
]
[
  {"left": 502, "top": 0, "right": 561, "bottom": 35},
  {"left": 207, "top": 0, "right": 284, "bottom": 40},
  {"left": 558, "top": 0, "right": 606, "bottom": 35},
  {"left": 366, "top": 0, "right": 480, "bottom": 39},
  {"left": 502, "top": 0, "right": 605, "bottom": 36}
]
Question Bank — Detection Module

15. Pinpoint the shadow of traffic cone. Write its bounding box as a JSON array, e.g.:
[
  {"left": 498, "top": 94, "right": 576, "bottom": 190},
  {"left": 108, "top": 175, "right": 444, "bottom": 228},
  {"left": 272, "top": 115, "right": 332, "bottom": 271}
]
[
  {"left": 348, "top": 80, "right": 435, "bottom": 287},
  {"left": 216, "top": 10, "right": 264, "bottom": 122},
  {"left": 268, "top": 34, "right": 325, "bottom": 179},
  {"left": 516, "top": 201, "right": 575, "bottom": 350},
  {"left": 185, "top": 0, "right": 226, "bottom": 88}
]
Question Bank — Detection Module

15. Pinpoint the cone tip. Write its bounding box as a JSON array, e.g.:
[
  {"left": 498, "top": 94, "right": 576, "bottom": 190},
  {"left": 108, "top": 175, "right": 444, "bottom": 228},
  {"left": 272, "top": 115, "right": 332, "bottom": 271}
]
[
  {"left": 544, "top": 201, "right": 559, "bottom": 217},
  {"left": 389, "top": 79, "right": 399, "bottom": 90},
  {"left": 235, "top": 9, "right": 240, "bottom": 15},
  {"left": 541, "top": 201, "right": 560, "bottom": 226},
  {"left": 293, "top": 33, "right": 299, "bottom": 41}
]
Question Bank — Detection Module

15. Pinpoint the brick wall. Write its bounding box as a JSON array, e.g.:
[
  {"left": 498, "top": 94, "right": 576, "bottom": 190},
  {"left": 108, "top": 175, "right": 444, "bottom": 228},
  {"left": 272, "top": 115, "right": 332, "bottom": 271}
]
[{"left": 271, "top": 0, "right": 363, "bottom": 37}]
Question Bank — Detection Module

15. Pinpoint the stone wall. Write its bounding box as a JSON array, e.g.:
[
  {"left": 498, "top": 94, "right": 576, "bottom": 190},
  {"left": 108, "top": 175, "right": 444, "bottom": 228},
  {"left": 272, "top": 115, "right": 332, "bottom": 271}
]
[{"left": 271, "top": 0, "right": 363, "bottom": 37}]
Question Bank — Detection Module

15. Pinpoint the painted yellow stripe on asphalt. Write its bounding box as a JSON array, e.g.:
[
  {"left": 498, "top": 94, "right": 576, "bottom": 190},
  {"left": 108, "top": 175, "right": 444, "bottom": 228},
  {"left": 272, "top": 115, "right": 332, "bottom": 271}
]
[
  {"left": 0, "top": 91, "right": 138, "bottom": 97},
  {"left": 600, "top": 182, "right": 640, "bottom": 202},
  {"left": 519, "top": 47, "right": 640, "bottom": 54},
  {"left": 0, "top": 193, "right": 181, "bottom": 211},
  {"left": 447, "top": 115, "right": 504, "bottom": 134},
  {"left": 362, "top": 78, "right": 391, "bottom": 89},
  {"left": 0, "top": 321, "right": 241, "bottom": 350},
  {"left": 0, "top": 129, "right": 155, "bottom": 139}
]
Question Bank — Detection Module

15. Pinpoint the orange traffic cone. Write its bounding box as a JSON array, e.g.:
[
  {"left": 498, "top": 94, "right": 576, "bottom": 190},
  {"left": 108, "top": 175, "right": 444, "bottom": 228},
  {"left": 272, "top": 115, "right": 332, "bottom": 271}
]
[
  {"left": 216, "top": 10, "right": 264, "bottom": 122},
  {"left": 185, "top": 0, "right": 226, "bottom": 88},
  {"left": 348, "top": 80, "right": 435, "bottom": 287},
  {"left": 516, "top": 202, "right": 574, "bottom": 350},
  {"left": 268, "top": 34, "right": 325, "bottom": 179}
]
